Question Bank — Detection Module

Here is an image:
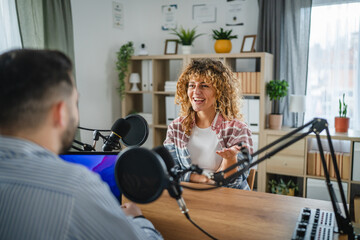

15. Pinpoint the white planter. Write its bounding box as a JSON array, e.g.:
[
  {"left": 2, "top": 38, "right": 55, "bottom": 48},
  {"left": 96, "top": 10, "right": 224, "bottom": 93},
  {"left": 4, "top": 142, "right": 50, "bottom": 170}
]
[{"left": 182, "top": 45, "right": 192, "bottom": 54}]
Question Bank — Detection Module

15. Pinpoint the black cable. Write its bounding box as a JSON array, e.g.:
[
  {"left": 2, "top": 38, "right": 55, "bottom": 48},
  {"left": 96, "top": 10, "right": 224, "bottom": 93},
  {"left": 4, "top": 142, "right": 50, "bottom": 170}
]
[
  {"left": 78, "top": 126, "right": 111, "bottom": 132},
  {"left": 71, "top": 145, "right": 83, "bottom": 151},
  {"left": 180, "top": 184, "right": 220, "bottom": 191},
  {"left": 184, "top": 212, "right": 217, "bottom": 240}
]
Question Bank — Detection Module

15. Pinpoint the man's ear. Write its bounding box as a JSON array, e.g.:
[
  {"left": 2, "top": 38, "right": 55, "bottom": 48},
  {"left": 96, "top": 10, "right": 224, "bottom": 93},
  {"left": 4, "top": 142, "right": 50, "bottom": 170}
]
[{"left": 52, "top": 101, "right": 67, "bottom": 128}]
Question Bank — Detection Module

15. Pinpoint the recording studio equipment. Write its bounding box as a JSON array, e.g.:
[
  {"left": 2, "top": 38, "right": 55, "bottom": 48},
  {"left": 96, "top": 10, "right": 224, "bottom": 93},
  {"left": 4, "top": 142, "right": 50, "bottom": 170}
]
[
  {"left": 73, "top": 114, "right": 149, "bottom": 152},
  {"left": 291, "top": 207, "right": 335, "bottom": 240},
  {"left": 120, "top": 114, "right": 149, "bottom": 147},
  {"left": 72, "top": 139, "right": 95, "bottom": 151},
  {"left": 207, "top": 118, "right": 357, "bottom": 239},
  {"left": 115, "top": 118, "right": 358, "bottom": 239},
  {"left": 115, "top": 146, "right": 216, "bottom": 240},
  {"left": 102, "top": 118, "right": 131, "bottom": 151}
]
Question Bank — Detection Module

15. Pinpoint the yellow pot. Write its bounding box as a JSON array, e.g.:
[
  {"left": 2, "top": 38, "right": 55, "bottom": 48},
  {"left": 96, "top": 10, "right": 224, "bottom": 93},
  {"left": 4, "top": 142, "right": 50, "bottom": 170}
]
[{"left": 214, "top": 40, "right": 232, "bottom": 53}]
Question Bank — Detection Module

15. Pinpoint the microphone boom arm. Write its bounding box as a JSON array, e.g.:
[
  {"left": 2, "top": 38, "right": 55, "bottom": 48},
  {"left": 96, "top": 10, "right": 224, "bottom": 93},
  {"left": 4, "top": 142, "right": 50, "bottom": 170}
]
[{"left": 210, "top": 118, "right": 355, "bottom": 238}]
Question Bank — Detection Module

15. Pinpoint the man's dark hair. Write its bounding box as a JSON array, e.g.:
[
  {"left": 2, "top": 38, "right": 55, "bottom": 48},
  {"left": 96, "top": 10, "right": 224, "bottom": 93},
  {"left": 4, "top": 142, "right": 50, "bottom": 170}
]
[{"left": 0, "top": 49, "right": 74, "bottom": 132}]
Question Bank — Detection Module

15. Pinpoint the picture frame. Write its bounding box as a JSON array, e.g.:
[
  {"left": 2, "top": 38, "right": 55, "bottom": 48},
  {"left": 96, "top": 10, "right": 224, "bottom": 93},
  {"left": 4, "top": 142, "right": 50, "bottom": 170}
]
[
  {"left": 164, "top": 39, "right": 178, "bottom": 55},
  {"left": 241, "top": 35, "right": 257, "bottom": 53}
]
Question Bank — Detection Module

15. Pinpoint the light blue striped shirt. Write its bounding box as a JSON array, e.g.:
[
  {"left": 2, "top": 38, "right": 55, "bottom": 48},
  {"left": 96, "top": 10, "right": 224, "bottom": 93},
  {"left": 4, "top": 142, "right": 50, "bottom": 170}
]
[{"left": 0, "top": 136, "right": 162, "bottom": 240}]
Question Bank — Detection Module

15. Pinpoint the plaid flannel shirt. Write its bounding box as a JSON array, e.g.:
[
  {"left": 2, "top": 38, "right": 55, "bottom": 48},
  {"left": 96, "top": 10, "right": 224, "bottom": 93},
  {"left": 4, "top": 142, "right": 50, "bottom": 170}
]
[{"left": 163, "top": 112, "right": 253, "bottom": 190}]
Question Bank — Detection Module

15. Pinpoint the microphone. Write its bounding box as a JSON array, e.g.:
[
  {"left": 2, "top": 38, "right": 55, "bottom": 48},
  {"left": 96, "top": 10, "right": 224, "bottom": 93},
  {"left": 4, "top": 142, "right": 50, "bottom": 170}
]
[
  {"left": 114, "top": 146, "right": 217, "bottom": 239},
  {"left": 152, "top": 146, "right": 188, "bottom": 215},
  {"left": 102, "top": 118, "right": 131, "bottom": 151}
]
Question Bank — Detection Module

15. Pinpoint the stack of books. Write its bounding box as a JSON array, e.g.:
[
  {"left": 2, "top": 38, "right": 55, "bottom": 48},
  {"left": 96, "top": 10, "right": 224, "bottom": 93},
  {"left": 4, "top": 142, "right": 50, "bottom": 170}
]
[
  {"left": 234, "top": 72, "right": 261, "bottom": 94},
  {"left": 164, "top": 81, "right": 177, "bottom": 92},
  {"left": 307, "top": 151, "right": 350, "bottom": 179}
]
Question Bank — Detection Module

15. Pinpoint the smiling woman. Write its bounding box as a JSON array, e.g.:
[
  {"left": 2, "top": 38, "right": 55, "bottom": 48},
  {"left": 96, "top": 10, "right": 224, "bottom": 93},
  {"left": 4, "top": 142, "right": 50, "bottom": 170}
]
[{"left": 163, "top": 58, "right": 254, "bottom": 190}]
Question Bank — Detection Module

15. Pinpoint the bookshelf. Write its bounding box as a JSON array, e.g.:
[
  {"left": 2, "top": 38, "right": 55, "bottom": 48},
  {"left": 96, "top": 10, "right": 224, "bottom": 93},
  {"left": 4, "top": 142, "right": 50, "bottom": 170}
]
[
  {"left": 259, "top": 127, "right": 360, "bottom": 219},
  {"left": 122, "top": 52, "right": 273, "bottom": 154}
]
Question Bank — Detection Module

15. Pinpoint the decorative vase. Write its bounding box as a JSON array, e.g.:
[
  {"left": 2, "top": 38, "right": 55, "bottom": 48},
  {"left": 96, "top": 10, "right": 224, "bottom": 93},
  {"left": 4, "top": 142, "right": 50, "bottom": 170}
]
[
  {"left": 335, "top": 117, "right": 349, "bottom": 132},
  {"left": 214, "top": 40, "right": 232, "bottom": 53},
  {"left": 269, "top": 114, "right": 283, "bottom": 130},
  {"left": 182, "top": 45, "right": 192, "bottom": 55}
]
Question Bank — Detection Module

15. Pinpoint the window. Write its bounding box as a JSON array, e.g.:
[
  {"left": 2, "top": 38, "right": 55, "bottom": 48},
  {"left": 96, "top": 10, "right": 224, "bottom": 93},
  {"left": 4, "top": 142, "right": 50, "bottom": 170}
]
[
  {"left": 0, "top": 0, "right": 22, "bottom": 53},
  {"left": 305, "top": 1, "right": 360, "bottom": 130}
]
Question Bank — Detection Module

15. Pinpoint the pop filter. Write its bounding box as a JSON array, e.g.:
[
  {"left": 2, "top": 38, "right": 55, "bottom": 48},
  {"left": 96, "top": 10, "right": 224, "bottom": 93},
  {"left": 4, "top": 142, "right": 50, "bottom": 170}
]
[
  {"left": 121, "top": 114, "right": 149, "bottom": 147},
  {"left": 115, "top": 147, "right": 169, "bottom": 204}
]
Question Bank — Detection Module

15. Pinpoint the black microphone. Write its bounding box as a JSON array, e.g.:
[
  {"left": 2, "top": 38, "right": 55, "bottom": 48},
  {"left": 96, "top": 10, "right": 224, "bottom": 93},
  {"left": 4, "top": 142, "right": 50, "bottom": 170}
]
[
  {"left": 152, "top": 146, "right": 188, "bottom": 215},
  {"left": 102, "top": 118, "right": 131, "bottom": 151}
]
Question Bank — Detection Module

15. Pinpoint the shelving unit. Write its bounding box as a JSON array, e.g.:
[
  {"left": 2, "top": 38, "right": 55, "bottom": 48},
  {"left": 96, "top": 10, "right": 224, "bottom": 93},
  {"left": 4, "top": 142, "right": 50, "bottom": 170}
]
[
  {"left": 122, "top": 52, "right": 273, "bottom": 145},
  {"left": 259, "top": 127, "right": 360, "bottom": 219}
]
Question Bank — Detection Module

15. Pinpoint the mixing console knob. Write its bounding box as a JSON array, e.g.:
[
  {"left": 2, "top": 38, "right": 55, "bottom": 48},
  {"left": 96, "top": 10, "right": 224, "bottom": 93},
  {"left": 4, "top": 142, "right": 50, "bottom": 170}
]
[{"left": 301, "top": 212, "right": 311, "bottom": 222}]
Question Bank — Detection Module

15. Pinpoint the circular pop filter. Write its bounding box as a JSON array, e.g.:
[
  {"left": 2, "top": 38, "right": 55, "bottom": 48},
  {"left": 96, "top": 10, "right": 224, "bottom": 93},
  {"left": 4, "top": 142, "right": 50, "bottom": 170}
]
[
  {"left": 115, "top": 147, "right": 168, "bottom": 204},
  {"left": 121, "top": 114, "right": 149, "bottom": 147}
]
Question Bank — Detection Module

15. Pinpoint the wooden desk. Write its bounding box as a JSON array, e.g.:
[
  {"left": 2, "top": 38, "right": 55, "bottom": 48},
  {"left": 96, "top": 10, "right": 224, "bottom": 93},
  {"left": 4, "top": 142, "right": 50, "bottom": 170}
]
[{"left": 126, "top": 183, "right": 347, "bottom": 240}]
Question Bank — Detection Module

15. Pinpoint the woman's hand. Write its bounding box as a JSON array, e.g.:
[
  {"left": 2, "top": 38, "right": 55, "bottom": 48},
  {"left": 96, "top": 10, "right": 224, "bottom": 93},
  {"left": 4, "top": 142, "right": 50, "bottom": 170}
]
[
  {"left": 190, "top": 173, "right": 215, "bottom": 185},
  {"left": 216, "top": 145, "right": 241, "bottom": 176}
]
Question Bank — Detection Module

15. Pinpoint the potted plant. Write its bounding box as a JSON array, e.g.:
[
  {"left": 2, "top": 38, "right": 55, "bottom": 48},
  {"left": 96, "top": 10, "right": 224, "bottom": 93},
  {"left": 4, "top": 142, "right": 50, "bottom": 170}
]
[
  {"left": 170, "top": 26, "right": 203, "bottom": 54},
  {"left": 116, "top": 41, "right": 134, "bottom": 99},
  {"left": 268, "top": 178, "right": 298, "bottom": 196},
  {"left": 266, "top": 79, "right": 289, "bottom": 129},
  {"left": 211, "top": 27, "right": 237, "bottom": 53},
  {"left": 335, "top": 93, "right": 350, "bottom": 132}
]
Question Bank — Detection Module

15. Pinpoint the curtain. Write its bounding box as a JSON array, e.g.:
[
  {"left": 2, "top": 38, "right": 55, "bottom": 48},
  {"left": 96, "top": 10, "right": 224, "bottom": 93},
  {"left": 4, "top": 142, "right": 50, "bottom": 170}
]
[
  {"left": 280, "top": 0, "right": 312, "bottom": 126},
  {"left": 256, "top": 0, "right": 284, "bottom": 80},
  {"left": 0, "top": 0, "right": 22, "bottom": 53},
  {"left": 304, "top": 2, "right": 360, "bottom": 130},
  {"left": 15, "top": 0, "right": 75, "bottom": 67},
  {"left": 257, "top": 0, "right": 312, "bottom": 127}
]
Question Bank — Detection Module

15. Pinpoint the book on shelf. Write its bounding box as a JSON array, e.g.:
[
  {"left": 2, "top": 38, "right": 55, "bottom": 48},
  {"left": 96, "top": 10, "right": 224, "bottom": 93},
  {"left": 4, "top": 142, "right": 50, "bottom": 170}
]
[
  {"left": 308, "top": 151, "right": 350, "bottom": 180},
  {"left": 242, "top": 99, "right": 259, "bottom": 132},
  {"left": 141, "top": 60, "right": 151, "bottom": 91},
  {"left": 315, "top": 151, "right": 321, "bottom": 176},
  {"left": 342, "top": 153, "right": 350, "bottom": 180},
  {"left": 307, "top": 151, "right": 316, "bottom": 176},
  {"left": 355, "top": 196, "right": 360, "bottom": 224},
  {"left": 165, "top": 96, "right": 180, "bottom": 125},
  {"left": 164, "top": 81, "right": 177, "bottom": 92},
  {"left": 235, "top": 72, "right": 260, "bottom": 94}
]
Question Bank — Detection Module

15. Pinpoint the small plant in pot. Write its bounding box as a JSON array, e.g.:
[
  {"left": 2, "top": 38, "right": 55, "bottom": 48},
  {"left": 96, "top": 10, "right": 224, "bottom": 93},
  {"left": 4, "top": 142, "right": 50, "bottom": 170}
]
[
  {"left": 212, "top": 27, "right": 237, "bottom": 53},
  {"left": 170, "top": 26, "right": 203, "bottom": 54},
  {"left": 268, "top": 178, "right": 298, "bottom": 196},
  {"left": 266, "top": 79, "right": 289, "bottom": 129},
  {"left": 335, "top": 93, "right": 350, "bottom": 132}
]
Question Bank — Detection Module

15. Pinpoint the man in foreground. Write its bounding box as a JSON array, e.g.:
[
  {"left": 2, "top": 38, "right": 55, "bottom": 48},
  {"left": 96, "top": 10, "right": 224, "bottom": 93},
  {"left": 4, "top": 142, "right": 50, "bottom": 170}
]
[{"left": 0, "top": 49, "right": 162, "bottom": 239}]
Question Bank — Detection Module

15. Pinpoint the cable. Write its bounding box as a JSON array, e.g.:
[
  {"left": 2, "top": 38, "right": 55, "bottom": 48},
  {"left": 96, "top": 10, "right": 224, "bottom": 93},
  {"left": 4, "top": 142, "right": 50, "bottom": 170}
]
[
  {"left": 180, "top": 184, "right": 220, "bottom": 191},
  {"left": 78, "top": 126, "right": 111, "bottom": 132},
  {"left": 71, "top": 145, "right": 83, "bottom": 151},
  {"left": 184, "top": 212, "right": 217, "bottom": 240}
]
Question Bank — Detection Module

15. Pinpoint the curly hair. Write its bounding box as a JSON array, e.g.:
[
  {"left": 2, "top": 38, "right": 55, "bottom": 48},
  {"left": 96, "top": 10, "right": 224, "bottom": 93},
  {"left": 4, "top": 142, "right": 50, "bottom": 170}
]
[{"left": 175, "top": 58, "right": 243, "bottom": 136}]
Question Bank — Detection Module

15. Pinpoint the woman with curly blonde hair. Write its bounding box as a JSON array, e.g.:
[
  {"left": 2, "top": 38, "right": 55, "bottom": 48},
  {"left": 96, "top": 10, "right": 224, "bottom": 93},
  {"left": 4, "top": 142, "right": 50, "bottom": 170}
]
[{"left": 164, "top": 58, "right": 253, "bottom": 189}]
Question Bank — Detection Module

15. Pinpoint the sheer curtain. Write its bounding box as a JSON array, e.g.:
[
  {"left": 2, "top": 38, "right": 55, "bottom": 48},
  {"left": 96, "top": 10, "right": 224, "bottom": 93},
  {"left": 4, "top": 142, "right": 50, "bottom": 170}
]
[
  {"left": 305, "top": 1, "right": 360, "bottom": 130},
  {"left": 0, "top": 0, "right": 22, "bottom": 53}
]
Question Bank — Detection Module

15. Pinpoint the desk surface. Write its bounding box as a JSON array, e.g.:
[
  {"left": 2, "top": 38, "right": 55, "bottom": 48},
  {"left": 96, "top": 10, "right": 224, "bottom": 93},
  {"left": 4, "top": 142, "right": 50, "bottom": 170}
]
[{"left": 125, "top": 183, "right": 350, "bottom": 240}]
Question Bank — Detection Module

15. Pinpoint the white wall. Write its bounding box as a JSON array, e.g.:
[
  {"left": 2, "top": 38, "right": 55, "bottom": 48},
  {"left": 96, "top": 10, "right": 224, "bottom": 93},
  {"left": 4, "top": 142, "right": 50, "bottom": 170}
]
[{"left": 71, "top": 0, "right": 259, "bottom": 146}]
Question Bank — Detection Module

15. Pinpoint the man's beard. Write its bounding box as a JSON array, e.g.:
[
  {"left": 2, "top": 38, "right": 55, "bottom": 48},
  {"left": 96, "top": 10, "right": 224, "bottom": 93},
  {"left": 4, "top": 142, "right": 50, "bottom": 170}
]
[{"left": 59, "top": 115, "right": 77, "bottom": 154}]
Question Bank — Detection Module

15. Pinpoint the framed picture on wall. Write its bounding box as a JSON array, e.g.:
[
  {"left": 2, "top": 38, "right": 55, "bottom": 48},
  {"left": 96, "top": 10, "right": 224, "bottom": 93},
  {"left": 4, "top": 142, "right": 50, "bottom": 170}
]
[
  {"left": 241, "top": 35, "right": 257, "bottom": 53},
  {"left": 164, "top": 39, "right": 178, "bottom": 55}
]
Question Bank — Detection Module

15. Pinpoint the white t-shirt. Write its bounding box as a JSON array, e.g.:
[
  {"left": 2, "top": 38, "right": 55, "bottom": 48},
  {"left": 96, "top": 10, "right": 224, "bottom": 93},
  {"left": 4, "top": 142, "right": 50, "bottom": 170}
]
[{"left": 188, "top": 125, "right": 222, "bottom": 172}]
